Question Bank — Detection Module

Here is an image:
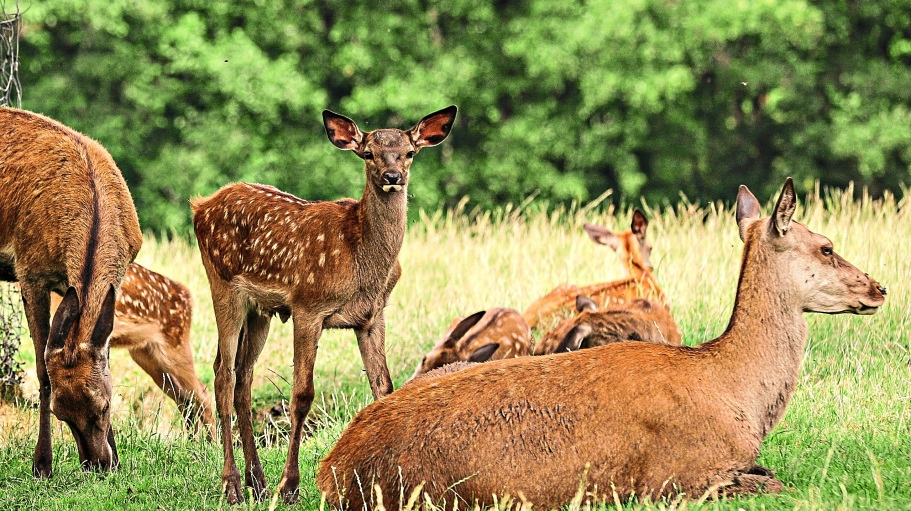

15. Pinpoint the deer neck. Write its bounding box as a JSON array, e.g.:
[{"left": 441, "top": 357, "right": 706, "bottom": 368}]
[
  {"left": 713, "top": 244, "right": 808, "bottom": 436},
  {"left": 356, "top": 184, "right": 408, "bottom": 271}
]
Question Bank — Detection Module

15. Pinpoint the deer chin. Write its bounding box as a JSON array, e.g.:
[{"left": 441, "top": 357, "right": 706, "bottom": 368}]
[{"left": 381, "top": 184, "right": 403, "bottom": 193}]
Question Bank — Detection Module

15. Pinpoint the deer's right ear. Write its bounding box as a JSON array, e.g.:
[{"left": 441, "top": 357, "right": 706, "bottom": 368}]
[
  {"left": 467, "top": 343, "right": 499, "bottom": 363},
  {"left": 48, "top": 287, "right": 80, "bottom": 351},
  {"left": 555, "top": 323, "right": 592, "bottom": 353},
  {"left": 575, "top": 295, "right": 598, "bottom": 313},
  {"left": 322, "top": 110, "right": 365, "bottom": 152},
  {"left": 736, "top": 185, "right": 761, "bottom": 242},
  {"left": 631, "top": 209, "right": 648, "bottom": 240},
  {"left": 582, "top": 223, "right": 620, "bottom": 251},
  {"left": 446, "top": 310, "right": 486, "bottom": 345},
  {"left": 410, "top": 105, "right": 457, "bottom": 148}
]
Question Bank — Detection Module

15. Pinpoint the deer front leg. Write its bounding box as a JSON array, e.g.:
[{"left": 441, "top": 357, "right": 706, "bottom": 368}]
[
  {"left": 278, "top": 311, "right": 324, "bottom": 504},
  {"left": 19, "top": 282, "right": 53, "bottom": 478},
  {"left": 355, "top": 311, "right": 394, "bottom": 399}
]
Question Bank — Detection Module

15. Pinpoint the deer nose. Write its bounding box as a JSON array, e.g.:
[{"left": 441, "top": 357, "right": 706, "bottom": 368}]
[
  {"left": 877, "top": 285, "right": 887, "bottom": 295},
  {"left": 382, "top": 172, "right": 403, "bottom": 185}
]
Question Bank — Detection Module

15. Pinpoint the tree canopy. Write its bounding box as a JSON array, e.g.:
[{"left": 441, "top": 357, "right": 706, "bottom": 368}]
[{"left": 16, "top": 0, "right": 911, "bottom": 234}]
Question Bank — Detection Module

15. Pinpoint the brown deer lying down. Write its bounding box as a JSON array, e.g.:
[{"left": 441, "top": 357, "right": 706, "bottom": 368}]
[
  {"left": 534, "top": 295, "right": 682, "bottom": 355},
  {"left": 49, "top": 263, "right": 215, "bottom": 438},
  {"left": 523, "top": 210, "right": 670, "bottom": 331},
  {"left": 409, "top": 308, "right": 530, "bottom": 380},
  {"left": 0, "top": 107, "right": 143, "bottom": 475},
  {"left": 317, "top": 178, "right": 886, "bottom": 510},
  {"left": 192, "top": 106, "right": 456, "bottom": 504}
]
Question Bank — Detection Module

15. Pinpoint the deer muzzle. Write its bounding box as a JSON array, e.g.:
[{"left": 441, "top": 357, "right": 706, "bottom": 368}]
[{"left": 381, "top": 172, "right": 404, "bottom": 192}]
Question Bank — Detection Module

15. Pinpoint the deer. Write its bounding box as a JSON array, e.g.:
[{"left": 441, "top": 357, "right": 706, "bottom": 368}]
[
  {"left": 49, "top": 262, "right": 215, "bottom": 438},
  {"left": 0, "top": 107, "right": 143, "bottom": 476},
  {"left": 409, "top": 308, "right": 531, "bottom": 381},
  {"left": 534, "top": 295, "right": 682, "bottom": 355},
  {"left": 522, "top": 210, "right": 670, "bottom": 332},
  {"left": 191, "top": 105, "right": 457, "bottom": 504},
  {"left": 316, "top": 178, "right": 887, "bottom": 510}
]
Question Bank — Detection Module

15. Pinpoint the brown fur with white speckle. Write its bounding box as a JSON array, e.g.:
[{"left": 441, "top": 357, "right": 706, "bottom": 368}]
[
  {"left": 317, "top": 179, "right": 886, "bottom": 510},
  {"left": 192, "top": 106, "right": 457, "bottom": 504},
  {"left": 0, "top": 107, "right": 142, "bottom": 475}
]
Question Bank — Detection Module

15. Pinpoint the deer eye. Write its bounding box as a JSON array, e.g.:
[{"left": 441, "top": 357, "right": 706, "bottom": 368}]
[
  {"left": 406, "top": 150, "right": 415, "bottom": 159},
  {"left": 363, "top": 151, "right": 374, "bottom": 160},
  {"left": 821, "top": 246, "right": 833, "bottom": 256}
]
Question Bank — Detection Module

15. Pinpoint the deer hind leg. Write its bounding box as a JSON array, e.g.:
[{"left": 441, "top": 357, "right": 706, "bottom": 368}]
[
  {"left": 723, "top": 465, "right": 784, "bottom": 496},
  {"left": 277, "top": 310, "right": 324, "bottom": 505},
  {"left": 208, "top": 277, "right": 246, "bottom": 504},
  {"left": 234, "top": 309, "right": 271, "bottom": 500},
  {"left": 19, "top": 280, "right": 53, "bottom": 478},
  {"left": 355, "top": 310, "right": 393, "bottom": 399}
]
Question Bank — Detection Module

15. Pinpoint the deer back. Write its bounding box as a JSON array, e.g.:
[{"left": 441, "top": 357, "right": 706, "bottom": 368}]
[{"left": 411, "top": 308, "right": 530, "bottom": 379}]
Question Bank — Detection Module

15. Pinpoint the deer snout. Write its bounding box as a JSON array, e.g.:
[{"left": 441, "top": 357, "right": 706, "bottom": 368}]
[
  {"left": 381, "top": 172, "right": 404, "bottom": 192},
  {"left": 878, "top": 284, "right": 887, "bottom": 296}
]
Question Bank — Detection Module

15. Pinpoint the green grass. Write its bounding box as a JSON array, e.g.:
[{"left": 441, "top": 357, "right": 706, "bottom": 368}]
[{"left": 0, "top": 186, "right": 909, "bottom": 510}]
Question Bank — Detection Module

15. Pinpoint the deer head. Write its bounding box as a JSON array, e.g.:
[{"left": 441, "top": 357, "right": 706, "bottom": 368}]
[
  {"left": 583, "top": 209, "right": 653, "bottom": 276},
  {"left": 736, "top": 178, "right": 886, "bottom": 315},
  {"left": 43, "top": 285, "right": 118, "bottom": 470},
  {"left": 323, "top": 106, "right": 457, "bottom": 194}
]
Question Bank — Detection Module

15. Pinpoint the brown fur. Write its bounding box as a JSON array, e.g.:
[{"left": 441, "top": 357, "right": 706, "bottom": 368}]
[
  {"left": 317, "top": 178, "right": 886, "bottom": 510},
  {"left": 401, "top": 361, "right": 480, "bottom": 389},
  {"left": 50, "top": 263, "right": 215, "bottom": 438},
  {"left": 523, "top": 210, "right": 671, "bottom": 332},
  {"left": 409, "top": 308, "right": 531, "bottom": 380},
  {"left": 0, "top": 107, "right": 142, "bottom": 475},
  {"left": 191, "top": 106, "right": 457, "bottom": 504},
  {"left": 535, "top": 297, "right": 682, "bottom": 355}
]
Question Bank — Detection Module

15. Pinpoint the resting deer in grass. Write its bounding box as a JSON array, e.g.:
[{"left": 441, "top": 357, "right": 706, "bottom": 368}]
[
  {"left": 409, "top": 308, "right": 530, "bottom": 381},
  {"left": 534, "top": 295, "right": 681, "bottom": 355},
  {"left": 50, "top": 263, "right": 215, "bottom": 438},
  {"left": 523, "top": 210, "right": 670, "bottom": 331},
  {"left": 192, "top": 106, "right": 457, "bottom": 504},
  {"left": 317, "top": 178, "right": 886, "bottom": 510},
  {"left": 0, "top": 107, "right": 142, "bottom": 475}
]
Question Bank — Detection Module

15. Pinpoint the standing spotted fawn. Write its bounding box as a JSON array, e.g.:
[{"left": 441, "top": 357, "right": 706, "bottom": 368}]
[{"left": 192, "top": 105, "right": 457, "bottom": 504}]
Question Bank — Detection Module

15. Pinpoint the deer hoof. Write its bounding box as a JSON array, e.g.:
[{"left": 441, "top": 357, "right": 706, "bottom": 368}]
[{"left": 223, "top": 473, "right": 245, "bottom": 504}]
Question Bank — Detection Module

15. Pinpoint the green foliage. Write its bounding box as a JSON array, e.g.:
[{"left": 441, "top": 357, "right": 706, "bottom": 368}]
[{"left": 15, "top": 0, "right": 911, "bottom": 234}]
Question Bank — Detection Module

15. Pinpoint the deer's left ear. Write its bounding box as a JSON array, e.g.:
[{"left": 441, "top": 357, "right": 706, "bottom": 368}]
[
  {"left": 771, "top": 177, "right": 797, "bottom": 237},
  {"left": 555, "top": 323, "right": 592, "bottom": 353},
  {"left": 467, "top": 343, "right": 499, "bottom": 363},
  {"left": 410, "top": 105, "right": 457, "bottom": 148},
  {"left": 91, "top": 285, "right": 117, "bottom": 349},
  {"left": 631, "top": 209, "right": 648, "bottom": 240}
]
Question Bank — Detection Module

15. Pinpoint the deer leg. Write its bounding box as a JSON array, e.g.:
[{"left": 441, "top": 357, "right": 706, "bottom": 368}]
[
  {"left": 355, "top": 311, "right": 394, "bottom": 399},
  {"left": 277, "top": 311, "right": 323, "bottom": 504},
  {"left": 127, "top": 344, "right": 215, "bottom": 440},
  {"left": 19, "top": 281, "right": 53, "bottom": 478},
  {"left": 209, "top": 278, "right": 246, "bottom": 504},
  {"left": 724, "top": 465, "right": 784, "bottom": 496},
  {"left": 234, "top": 310, "right": 271, "bottom": 500}
]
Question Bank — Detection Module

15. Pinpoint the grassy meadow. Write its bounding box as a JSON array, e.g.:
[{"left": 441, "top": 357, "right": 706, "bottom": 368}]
[{"left": 0, "top": 187, "right": 908, "bottom": 510}]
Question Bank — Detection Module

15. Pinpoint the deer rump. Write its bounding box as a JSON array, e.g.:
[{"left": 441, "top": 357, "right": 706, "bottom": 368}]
[{"left": 319, "top": 344, "right": 753, "bottom": 510}]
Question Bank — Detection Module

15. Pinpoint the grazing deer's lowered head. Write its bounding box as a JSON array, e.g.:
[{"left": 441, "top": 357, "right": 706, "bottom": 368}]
[
  {"left": 535, "top": 295, "right": 682, "bottom": 355},
  {"left": 523, "top": 209, "right": 670, "bottom": 331},
  {"left": 409, "top": 308, "right": 530, "bottom": 381},
  {"left": 317, "top": 178, "right": 885, "bottom": 510},
  {"left": 193, "top": 106, "right": 456, "bottom": 504}
]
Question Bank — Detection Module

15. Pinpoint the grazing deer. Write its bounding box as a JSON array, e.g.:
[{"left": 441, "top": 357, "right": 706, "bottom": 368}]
[
  {"left": 534, "top": 295, "right": 682, "bottom": 355},
  {"left": 192, "top": 106, "right": 457, "bottom": 504},
  {"left": 50, "top": 263, "right": 215, "bottom": 438},
  {"left": 0, "top": 107, "right": 142, "bottom": 475},
  {"left": 409, "top": 308, "right": 531, "bottom": 380},
  {"left": 317, "top": 178, "right": 886, "bottom": 510},
  {"left": 523, "top": 210, "right": 669, "bottom": 331}
]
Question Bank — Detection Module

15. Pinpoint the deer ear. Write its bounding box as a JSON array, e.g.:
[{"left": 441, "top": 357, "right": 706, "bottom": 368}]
[
  {"left": 410, "top": 105, "right": 457, "bottom": 148},
  {"left": 771, "top": 177, "right": 797, "bottom": 237},
  {"left": 582, "top": 223, "right": 620, "bottom": 251},
  {"left": 48, "top": 287, "right": 80, "bottom": 351},
  {"left": 555, "top": 323, "right": 592, "bottom": 353},
  {"left": 322, "top": 110, "right": 365, "bottom": 152},
  {"left": 445, "top": 310, "right": 485, "bottom": 345},
  {"left": 467, "top": 343, "right": 499, "bottom": 363},
  {"left": 736, "top": 185, "right": 761, "bottom": 242},
  {"left": 631, "top": 209, "right": 648, "bottom": 240},
  {"left": 91, "top": 285, "right": 117, "bottom": 349},
  {"left": 575, "top": 295, "right": 598, "bottom": 313}
]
